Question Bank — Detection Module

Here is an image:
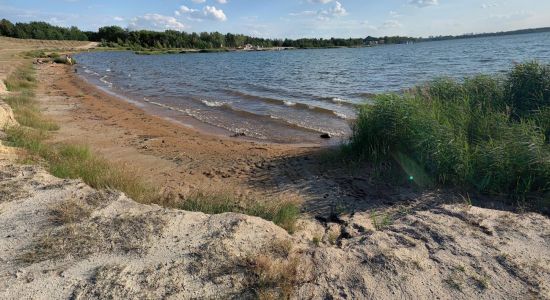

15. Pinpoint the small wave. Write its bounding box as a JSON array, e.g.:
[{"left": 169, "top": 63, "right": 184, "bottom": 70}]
[
  {"left": 333, "top": 111, "right": 349, "bottom": 119},
  {"left": 284, "top": 101, "right": 296, "bottom": 106},
  {"left": 332, "top": 97, "right": 347, "bottom": 103},
  {"left": 201, "top": 100, "right": 225, "bottom": 107},
  {"left": 83, "top": 69, "right": 100, "bottom": 76},
  {"left": 99, "top": 76, "right": 113, "bottom": 88},
  {"left": 149, "top": 101, "right": 169, "bottom": 108},
  {"left": 106, "top": 68, "right": 111, "bottom": 72},
  {"left": 317, "top": 96, "right": 359, "bottom": 108}
]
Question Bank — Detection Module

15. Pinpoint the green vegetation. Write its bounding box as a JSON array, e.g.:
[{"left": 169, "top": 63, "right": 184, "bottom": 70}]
[
  {"left": 0, "top": 18, "right": 415, "bottom": 50},
  {"left": 3, "top": 18, "right": 550, "bottom": 51},
  {"left": 4, "top": 64, "right": 35, "bottom": 91},
  {"left": 348, "top": 62, "right": 550, "bottom": 206},
  {"left": 0, "top": 19, "right": 88, "bottom": 40},
  {"left": 179, "top": 189, "right": 301, "bottom": 232}
]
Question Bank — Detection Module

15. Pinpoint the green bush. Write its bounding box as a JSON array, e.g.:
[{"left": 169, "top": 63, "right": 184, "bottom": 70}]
[{"left": 349, "top": 62, "right": 550, "bottom": 204}]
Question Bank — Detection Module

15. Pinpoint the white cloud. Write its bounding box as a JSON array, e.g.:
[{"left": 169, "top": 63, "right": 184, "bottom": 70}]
[
  {"left": 216, "top": 0, "right": 228, "bottom": 4},
  {"left": 129, "top": 14, "right": 187, "bottom": 31},
  {"left": 204, "top": 6, "right": 227, "bottom": 21},
  {"left": 113, "top": 16, "right": 124, "bottom": 21},
  {"left": 308, "top": 0, "right": 334, "bottom": 3},
  {"left": 389, "top": 10, "right": 402, "bottom": 18},
  {"left": 191, "top": 0, "right": 206, "bottom": 3},
  {"left": 291, "top": 1, "right": 347, "bottom": 20},
  {"left": 380, "top": 19, "right": 403, "bottom": 29},
  {"left": 409, "top": 0, "right": 439, "bottom": 7},
  {"left": 176, "top": 5, "right": 227, "bottom": 21},
  {"left": 482, "top": 2, "right": 499, "bottom": 9}
]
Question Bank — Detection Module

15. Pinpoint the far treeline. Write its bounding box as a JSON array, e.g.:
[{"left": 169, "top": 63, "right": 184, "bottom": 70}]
[{"left": 1, "top": 19, "right": 550, "bottom": 50}]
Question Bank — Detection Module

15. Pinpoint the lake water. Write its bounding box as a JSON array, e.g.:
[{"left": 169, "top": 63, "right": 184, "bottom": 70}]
[{"left": 75, "top": 32, "right": 550, "bottom": 143}]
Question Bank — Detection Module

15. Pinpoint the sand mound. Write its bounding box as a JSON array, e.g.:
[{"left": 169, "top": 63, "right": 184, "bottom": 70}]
[
  {"left": 1, "top": 161, "right": 549, "bottom": 299},
  {"left": 295, "top": 204, "right": 550, "bottom": 299},
  {"left": 0, "top": 99, "right": 16, "bottom": 129}
]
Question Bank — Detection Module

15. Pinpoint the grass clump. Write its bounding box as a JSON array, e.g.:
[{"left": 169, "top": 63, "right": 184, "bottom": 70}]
[
  {"left": 4, "top": 64, "right": 36, "bottom": 91},
  {"left": 2, "top": 65, "right": 55, "bottom": 131},
  {"left": 179, "top": 189, "right": 301, "bottom": 233},
  {"left": 6, "top": 126, "right": 159, "bottom": 203},
  {"left": 4, "top": 92, "right": 59, "bottom": 131},
  {"left": 242, "top": 239, "right": 302, "bottom": 299},
  {"left": 348, "top": 62, "right": 550, "bottom": 205}
]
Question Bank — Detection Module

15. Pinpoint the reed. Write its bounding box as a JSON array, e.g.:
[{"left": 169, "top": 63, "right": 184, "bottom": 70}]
[{"left": 348, "top": 62, "right": 550, "bottom": 205}]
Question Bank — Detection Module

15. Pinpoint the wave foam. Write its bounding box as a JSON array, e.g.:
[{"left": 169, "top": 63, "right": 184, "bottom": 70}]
[
  {"left": 99, "top": 76, "right": 113, "bottom": 88},
  {"left": 201, "top": 100, "right": 224, "bottom": 107}
]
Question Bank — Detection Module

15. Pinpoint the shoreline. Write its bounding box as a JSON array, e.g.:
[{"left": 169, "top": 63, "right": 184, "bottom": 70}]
[
  {"left": 37, "top": 63, "right": 326, "bottom": 199},
  {"left": 73, "top": 65, "right": 330, "bottom": 147},
  {"left": 73, "top": 61, "right": 341, "bottom": 146}
]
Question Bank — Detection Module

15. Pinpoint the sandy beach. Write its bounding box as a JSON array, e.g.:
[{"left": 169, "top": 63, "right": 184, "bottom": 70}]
[{"left": 34, "top": 60, "right": 418, "bottom": 217}]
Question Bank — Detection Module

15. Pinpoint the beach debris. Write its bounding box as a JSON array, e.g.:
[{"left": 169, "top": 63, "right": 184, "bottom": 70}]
[
  {"left": 320, "top": 133, "right": 332, "bottom": 139},
  {"left": 230, "top": 132, "right": 246, "bottom": 138}
]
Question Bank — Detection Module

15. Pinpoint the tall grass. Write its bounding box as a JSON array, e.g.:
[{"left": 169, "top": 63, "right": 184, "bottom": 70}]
[{"left": 349, "top": 62, "right": 550, "bottom": 205}]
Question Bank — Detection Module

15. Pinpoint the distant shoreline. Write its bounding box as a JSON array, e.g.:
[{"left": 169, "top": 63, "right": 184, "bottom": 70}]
[
  {"left": 3, "top": 18, "right": 549, "bottom": 54},
  {"left": 93, "top": 28, "right": 550, "bottom": 55}
]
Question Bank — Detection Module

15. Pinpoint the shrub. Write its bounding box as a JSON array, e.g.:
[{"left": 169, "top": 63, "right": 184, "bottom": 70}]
[{"left": 349, "top": 62, "right": 550, "bottom": 204}]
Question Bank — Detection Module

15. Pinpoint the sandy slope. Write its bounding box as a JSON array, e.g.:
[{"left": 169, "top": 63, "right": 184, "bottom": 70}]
[{"left": 0, "top": 161, "right": 548, "bottom": 299}]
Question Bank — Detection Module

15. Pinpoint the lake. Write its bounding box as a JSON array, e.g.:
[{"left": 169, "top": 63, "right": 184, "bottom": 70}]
[{"left": 75, "top": 32, "right": 550, "bottom": 143}]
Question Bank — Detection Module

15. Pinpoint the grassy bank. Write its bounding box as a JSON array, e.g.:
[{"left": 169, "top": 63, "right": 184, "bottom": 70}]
[
  {"left": 3, "top": 65, "right": 158, "bottom": 203},
  {"left": 1, "top": 63, "right": 300, "bottom": 231},
  {"left": 348, "top": 62, "right": 550, "bottom": 207}
]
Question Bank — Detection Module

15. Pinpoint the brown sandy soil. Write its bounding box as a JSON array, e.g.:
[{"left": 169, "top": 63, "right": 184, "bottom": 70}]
[{"left": 36, "top": 63, "right": 403, "bottom": 216}]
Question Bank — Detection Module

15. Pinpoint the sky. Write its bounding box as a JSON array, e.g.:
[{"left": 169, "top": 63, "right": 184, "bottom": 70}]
[{"left": 1, "top": 0, "right": 549, "bottom": 39}]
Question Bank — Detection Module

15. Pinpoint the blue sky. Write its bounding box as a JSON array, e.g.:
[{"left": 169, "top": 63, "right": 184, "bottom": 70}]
[{"left": 1, "top": 0, "right": 549, "bottom": 38}]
